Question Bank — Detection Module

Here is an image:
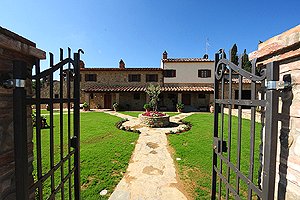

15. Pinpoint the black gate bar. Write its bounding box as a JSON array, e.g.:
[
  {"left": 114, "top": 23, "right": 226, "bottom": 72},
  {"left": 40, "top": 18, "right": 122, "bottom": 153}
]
[
  {"left": 13, "top": 61, "right": 29, "bottom": 200},
  {"left": 262, "top": 62, "right": 279, "bottom": 199}
]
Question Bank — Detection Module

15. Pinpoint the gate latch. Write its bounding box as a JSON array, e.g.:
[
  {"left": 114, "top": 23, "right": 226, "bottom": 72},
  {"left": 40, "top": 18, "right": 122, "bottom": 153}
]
[
  {"left": 0, "top": 73, "right": 25, "bottom": 89},
  {"left": 266, "top": 74, "right": 292, "bottom": 91},
  {"left": 213, "top": 137, "right": 227, "bottom": 153},
  {"left": 70, "top": 136, "right": 78, "bottom": 148}
]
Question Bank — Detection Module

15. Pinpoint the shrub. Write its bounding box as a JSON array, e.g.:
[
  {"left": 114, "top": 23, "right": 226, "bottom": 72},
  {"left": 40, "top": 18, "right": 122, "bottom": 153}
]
[
  {"left": 176, "top": 103, "right": 184, "bottom": 110},
  {"left": 143, "top": 103, "right": 151, "bottom": 110},
  {"left": 83, "top": 102, "right": 89, "bottom": 108}
]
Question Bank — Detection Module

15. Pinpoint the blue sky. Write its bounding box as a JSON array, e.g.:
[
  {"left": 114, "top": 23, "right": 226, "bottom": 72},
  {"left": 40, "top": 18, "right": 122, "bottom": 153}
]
[{"left": 1, "top": 0, "right": 299, "bottom": 70}]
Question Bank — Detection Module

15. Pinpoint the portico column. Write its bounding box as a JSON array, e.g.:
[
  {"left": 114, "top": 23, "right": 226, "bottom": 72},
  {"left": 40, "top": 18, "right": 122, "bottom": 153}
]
[
  {"left": 177, "top": 93, "right": 182, "bottom": 104},
  {"left": 84, "top": 92, "right": 90, "bottom": 105},
  {"left": 146, "top": 93, "right": 150, "bottom": 104},
  {"left": 116, "top": 93, "right": 120, "bottom": 104}
]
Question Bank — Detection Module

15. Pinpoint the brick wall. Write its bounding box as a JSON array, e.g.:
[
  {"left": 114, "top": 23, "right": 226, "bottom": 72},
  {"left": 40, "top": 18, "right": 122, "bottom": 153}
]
[
  {"left": 0, "top": 27, "right": 45, "bottom": 199},
  {"left": 250, "top": 24, "right": 300, "bottom": 199}
]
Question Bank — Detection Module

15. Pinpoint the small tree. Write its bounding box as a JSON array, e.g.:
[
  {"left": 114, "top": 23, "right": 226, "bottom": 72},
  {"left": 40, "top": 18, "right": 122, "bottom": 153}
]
[
  {"left": 230, "top": 44, "right": 238, "bottom": 65},
  {"left": 242, "top": 49, "right": 252, "bottom": 72},
  {"left": 146, "top": 84, "right": 161, "bottom": 111}
]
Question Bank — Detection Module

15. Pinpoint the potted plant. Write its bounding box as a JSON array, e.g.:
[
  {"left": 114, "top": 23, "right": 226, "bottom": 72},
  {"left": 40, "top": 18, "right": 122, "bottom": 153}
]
[
  {"left": 82, "top": 102, "right": 89, "bottom": 111},
  {"left": 143, "top": 103, "right": 151, "bottom": 112},
  {"left": 46, "top": 104, "right": 50, "bottom": 111},
  {"left": 209, "top": 102, "right": 214, "bottom": 113},
  {"left": 176, "top": 103, "right": 184, "bottom": 112},
  {"left": 113, "top": 102, "right": 119, "bottom": 111}
]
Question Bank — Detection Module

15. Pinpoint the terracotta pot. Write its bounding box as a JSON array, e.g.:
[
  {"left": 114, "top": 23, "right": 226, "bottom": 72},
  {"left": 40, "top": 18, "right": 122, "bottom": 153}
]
[{"left": 210, "top": 105, "right": 214, "bottom": 113}]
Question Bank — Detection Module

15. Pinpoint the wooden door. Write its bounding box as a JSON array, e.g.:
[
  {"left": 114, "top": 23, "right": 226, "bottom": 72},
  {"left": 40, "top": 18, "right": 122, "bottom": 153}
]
[
  {"left": 104, "top": 94, "right": 112, "bottom": 109},
  {"left": 182, "top": 94, "right": 191, "bottom": 105}
]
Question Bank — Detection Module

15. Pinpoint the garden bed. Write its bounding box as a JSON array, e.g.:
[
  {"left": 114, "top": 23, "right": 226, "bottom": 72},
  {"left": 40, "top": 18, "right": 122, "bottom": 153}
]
[{"left": 139, "top": 113, "right": 170, "bottom": 128}]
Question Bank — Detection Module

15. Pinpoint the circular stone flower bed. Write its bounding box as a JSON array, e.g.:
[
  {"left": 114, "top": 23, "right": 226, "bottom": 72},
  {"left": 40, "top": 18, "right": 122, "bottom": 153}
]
[{"left": 139, "top": 111, "right": 170, "bottom": 128}]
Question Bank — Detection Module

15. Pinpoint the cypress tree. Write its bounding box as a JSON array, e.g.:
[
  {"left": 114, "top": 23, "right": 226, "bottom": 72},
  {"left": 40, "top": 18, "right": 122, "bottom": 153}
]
[
  {"left": 242, "top": 49, "right": 252, "bottom": 72},
  {"left": 230, "top": 44, "right": 239, "bottom": 65}
]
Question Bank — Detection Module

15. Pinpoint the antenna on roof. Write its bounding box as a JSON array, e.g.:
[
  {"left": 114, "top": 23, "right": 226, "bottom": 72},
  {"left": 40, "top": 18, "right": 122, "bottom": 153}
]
[{"left": 205, "top": 38, "right": 210, "bottom": 55}]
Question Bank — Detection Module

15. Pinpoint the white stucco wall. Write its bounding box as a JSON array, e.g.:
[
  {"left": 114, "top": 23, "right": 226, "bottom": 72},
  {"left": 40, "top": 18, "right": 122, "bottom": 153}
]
[{"left": 162, "top": 61, "right": 214, "bottom": 83}]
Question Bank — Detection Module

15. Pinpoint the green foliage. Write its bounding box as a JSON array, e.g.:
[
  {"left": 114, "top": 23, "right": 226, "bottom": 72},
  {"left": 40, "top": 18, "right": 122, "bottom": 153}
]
[
  {"left": 168, "top": 113, "right": 261, "bottom": 199},
  {"left": 32, "top": 111, "right": 49, "bottom": 129},
  {"left": 176, "top": 103, "right": 184, "bottom": 110},
  {"left": 113, "top": 102, "right": 119, "bottom": 108},
  {"left": 83, "top": 102, "right": 89, "bottom": 108},
  {"left": 143, "top": 103, "right": 151, "bottom": 110},
  {"left": 230, "top": 44, "right": 239, "bottom": 65},
  {"left": 145, "top": 84, "right": 161, "bottom": 111},
  {"left": 32, "top": 112, "right": 139, "bottom": 199},
  {"left": 242, "top": 49, "right": 252, "bottom": 72}
]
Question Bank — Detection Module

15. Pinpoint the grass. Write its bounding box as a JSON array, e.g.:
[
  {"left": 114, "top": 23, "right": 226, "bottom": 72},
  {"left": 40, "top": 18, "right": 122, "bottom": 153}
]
[
  {"left": 168, "top": 113, "right": 261, "bottom": 199},
  {"left": 32, "top": 111, "right": 262, "bottom": 199},
  {"left": 32, "top": 112, "right": 139, "bottom": 199},
  {"left": 118, "top": 111, "right": 179, "bottom": 117}
]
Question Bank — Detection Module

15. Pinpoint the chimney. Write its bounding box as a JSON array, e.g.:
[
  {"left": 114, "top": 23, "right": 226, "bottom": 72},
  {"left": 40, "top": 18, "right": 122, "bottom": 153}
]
[
  {"left": 119, "top": 59, "right": 125, "bottom": 69},
  {"left": 162, "top": 51, "right": 168, "bottom": 59},
  {"left": 203, "top": 54, "right": 209, "bottom": 59},
  {"left": 79, "top": 60, "right": 85, "bottom": 68}
]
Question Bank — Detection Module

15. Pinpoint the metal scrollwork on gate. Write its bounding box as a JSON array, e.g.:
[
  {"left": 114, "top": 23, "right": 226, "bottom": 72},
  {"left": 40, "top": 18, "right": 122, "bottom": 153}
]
[{"left": 211, "top": 47, "right": 280, "bottom": 200}]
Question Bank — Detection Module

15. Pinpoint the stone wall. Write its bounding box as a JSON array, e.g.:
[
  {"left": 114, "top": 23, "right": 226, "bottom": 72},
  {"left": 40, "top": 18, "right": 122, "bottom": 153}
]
[
  {"left": 250, "top": 24, "right": 300, "bottom": 199},
  {"left": 80, "top": 69, "right": 164, "bottom": 87},
  {"left": 0, "top": 27, "right": 45, "bottom": 199},
  {"left": 39, "top": 80, "right": 74, "bottom": 109}
]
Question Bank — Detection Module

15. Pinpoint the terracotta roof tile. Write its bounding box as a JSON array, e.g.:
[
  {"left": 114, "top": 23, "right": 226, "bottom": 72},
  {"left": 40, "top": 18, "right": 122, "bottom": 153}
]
[
  {"left": 162, "top": 58, "right": 214, "bottom": 62},
  {"left": 82, "top": 83, "right": 213, "bottom": 92},
  {"left": 80, "top": 67, "right": 162, "bottom": 71},
  {"left": 231, "top": 78, "right": 254, "bottom": 84}
]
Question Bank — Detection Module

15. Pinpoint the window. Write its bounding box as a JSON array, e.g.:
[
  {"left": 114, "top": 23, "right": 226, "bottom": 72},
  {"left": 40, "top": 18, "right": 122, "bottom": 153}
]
[
  {"left": 198, "top": 94, "right": 206, "bottom": 98},
  {"left": 90, "top": 93, "right": 94, "bottom": 99},
  {"left": 198, "top": 70, "right": 211, "bottom": 78},
  {"left": 146, "top": 74, "right": 158, "bottom": 82},
  {"left": 54, "top": 94, "right": 59, "bottom": 98},
  {"left": 85, "top": 74, "right": 97, "bottom": 81},
  {"left": 163, "top": 70, "right": 176, "bottom": 77},
  {"left": 133, "top": 93, "right": 140, "bottom": 100},
  {"left": 128, "top": 74, "right": 141, "bottom": 82}
]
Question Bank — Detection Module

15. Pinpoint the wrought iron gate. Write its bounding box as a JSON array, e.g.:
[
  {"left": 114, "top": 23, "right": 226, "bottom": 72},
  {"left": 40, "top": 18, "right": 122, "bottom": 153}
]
[
  {"left": 13, "top": 48, "right": 83, "bottom": 199},
  {"left": 211, "top": 49, "right": 280, "bottom": 199}
]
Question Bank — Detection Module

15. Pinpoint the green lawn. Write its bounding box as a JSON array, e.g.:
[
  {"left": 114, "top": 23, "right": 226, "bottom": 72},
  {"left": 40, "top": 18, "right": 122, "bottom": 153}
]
[
  {"left": 118, "top": 111, "right": 179, "bottom": 117},
  {"left": 168, "top": 113, "right": 261, "bottom": 199},
  {"left": 33, "top": 111, "right": 261, "bottom": 199},
  {"left": 33, "top": 112, "right": 139, "bottom": 199}
]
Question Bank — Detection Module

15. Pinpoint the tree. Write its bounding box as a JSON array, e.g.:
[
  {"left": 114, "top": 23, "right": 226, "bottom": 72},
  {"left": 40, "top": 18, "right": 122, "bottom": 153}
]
[
  {"left": 145, "top": 84, "right": 161, "bottom": 111},
  {"left": 242, "top": 49, "right": 252, "bottom": 72},
  {"left": 230, "top": 44, "right": 239, "bottom": 65}
]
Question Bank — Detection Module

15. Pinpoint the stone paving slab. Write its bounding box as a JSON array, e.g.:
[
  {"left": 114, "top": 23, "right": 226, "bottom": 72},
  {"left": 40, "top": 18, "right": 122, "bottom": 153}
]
[{"left": 104, "top": 111, "right": 193, "bottom": 200}]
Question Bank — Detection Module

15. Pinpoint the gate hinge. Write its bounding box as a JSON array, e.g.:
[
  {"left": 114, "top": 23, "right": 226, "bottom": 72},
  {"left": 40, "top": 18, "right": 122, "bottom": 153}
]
[
  {"left": 266, "top": 74, "right": 292, "bottom": 91},
  {"left": 213, "top": 137, "right": 227, "bottom": 153},
  {"left": 70, "top": 136, "right": 78, "bottom": 148},
  {"left": 0, "top": 79, "right": 25, "bottom": 89}
]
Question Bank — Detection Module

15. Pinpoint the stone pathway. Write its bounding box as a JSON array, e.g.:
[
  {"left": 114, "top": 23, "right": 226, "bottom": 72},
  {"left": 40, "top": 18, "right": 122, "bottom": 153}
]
[{"left": 104, "top": 111, "right": 193, "bottom": 200}]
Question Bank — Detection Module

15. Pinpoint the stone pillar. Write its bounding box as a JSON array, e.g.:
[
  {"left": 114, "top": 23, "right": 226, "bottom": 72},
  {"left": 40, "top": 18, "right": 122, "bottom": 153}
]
[
  {"left": 249, "top": 24, "right": 300, "bottom": 200},
  {"left": 116, "top": 93, "right": 120, "bottom": 104},
  {"left": 177, "top": 93, "right": 182, "bottom": 103},
  {"left": 0, "top": 27, "right": 46, "bottom": 199},
  {"left": 84, "top": 92, "right": 90, "bottom": 105},
  {"left": 146, "top": 93, "right": 150, "bottom": 104}
]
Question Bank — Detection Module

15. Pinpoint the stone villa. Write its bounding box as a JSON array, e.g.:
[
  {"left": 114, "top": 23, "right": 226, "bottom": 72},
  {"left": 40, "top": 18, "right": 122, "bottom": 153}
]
[{"left": 80, "top": 51, "right": 215, "bottom": 111}]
